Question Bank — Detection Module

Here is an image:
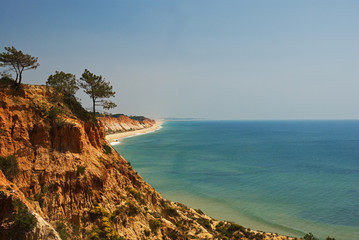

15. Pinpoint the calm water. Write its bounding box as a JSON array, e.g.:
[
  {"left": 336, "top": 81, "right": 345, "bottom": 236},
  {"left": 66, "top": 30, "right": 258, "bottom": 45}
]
[{"left": 113, "top": 121, "right": 359, "bottom": 240}]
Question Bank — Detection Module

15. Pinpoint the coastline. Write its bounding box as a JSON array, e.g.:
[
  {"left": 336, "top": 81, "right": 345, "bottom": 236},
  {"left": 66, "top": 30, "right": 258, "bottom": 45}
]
[
  {"left": 107, "top": 120, "right": 356, "bottom": 240},
  {"left": 106, "top": 120, "right": 164, "bottom": 144}
]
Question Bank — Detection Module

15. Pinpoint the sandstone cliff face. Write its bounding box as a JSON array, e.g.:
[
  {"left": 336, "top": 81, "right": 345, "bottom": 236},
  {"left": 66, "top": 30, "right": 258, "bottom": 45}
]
[
  {"left": 0, "top": 85, "right": 295, "bottom": 240},
  {"left": 98, "top": 115, "right": 156, "bottom": 134}
]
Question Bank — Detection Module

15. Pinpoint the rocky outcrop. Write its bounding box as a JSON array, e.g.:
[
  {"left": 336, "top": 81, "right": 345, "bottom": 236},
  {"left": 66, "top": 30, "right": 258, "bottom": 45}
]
[
  {"left": 27, "top": 212, "right": 62, "bottom": 240},
  {"left": 99, "top": 115, "right": 156, "bottom": 134},
  {"left": 0, "top": 84, "right": 296, "bottom": 240},
  {"left": 0, "top": 171, "right": 61, "bottom": 240}
]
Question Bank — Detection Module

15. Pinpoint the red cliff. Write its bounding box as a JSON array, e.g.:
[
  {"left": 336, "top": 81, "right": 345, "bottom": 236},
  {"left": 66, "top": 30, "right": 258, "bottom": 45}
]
[
  {"left": 0, "top": 84, "right": 295, "bottom": 240},
  {"left": 98, "top": 115, "right": 156, "bottom": 134}
]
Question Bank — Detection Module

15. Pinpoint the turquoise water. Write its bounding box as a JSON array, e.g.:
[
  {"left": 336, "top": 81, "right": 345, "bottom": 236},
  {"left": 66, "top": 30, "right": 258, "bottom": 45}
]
[{"left": 113, "top": 121, "right": 359, "bottom": 240}]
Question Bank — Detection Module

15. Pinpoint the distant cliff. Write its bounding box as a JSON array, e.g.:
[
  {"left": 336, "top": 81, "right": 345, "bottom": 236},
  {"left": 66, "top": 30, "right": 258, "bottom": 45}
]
[
  {"left": 0, "top": 84, "right": 296, "bottom": 240},
  {"left": 98, "top": 114, "right": 155, "bottom": 134}
]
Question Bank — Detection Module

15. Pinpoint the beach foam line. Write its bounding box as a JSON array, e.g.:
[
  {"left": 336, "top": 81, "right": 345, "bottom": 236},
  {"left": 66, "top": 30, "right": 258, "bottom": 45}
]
[{"left": 106, "top": 121, "right": 164, "bottom": 145}]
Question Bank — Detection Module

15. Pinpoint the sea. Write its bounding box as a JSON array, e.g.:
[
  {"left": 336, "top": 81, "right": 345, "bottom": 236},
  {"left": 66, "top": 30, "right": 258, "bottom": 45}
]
[{"left": 112, "top": 120, "right": 359, "bottom": 240}]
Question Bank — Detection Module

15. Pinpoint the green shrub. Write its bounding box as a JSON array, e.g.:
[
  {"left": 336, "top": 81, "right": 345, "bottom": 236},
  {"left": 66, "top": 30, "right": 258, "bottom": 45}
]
[
  {"left": 126, "top": 200, "right": 140, "bottom": 216},
  {"left": 0, "top": 75, "right": 16, "bottom": 87},
  {"left": 63, "top": 96, "right": 96, "bottom": 123},
  {"left": 129, "top": 188, "right": 145, "bottom": 204},
  {"left": 56, "top": 221, "right": 68, "bottom": 240},
  {"left": 43, "top": 183, "right": 57, "bottom": 193},
  {"left": 195, "top": 208, "right": 204, "bottom": 214},
  {"left": 304, "top": 233, "right": 318, "bottom": 240},
  {"left": 48, "top": 106, "right": 64, "bottom": 118},
  {"left": 77, "top": 165, "right": 86, "bottom": 176},
  {"left": 97, "top": 157, "right": 105, "bottom": 164},
  {"left": 11, "top": 200, "right": 37, "bottom": 235},
  {"left": 149, "top": 219, "right": 162, "bottom": 233},
  {"left": 164, "top": 205, "right": 179, "bottom": 217},
  {"left": 0, "top": 155, "right": 19, "bottom": 181},
  {"left": 166, "top": 228, "right": 182, "bottom": 239},
  {"left": 34, "top": 193, "right": 45, "bottom": 208},
  {"left": 144, "top": 228, "right": 151, "bottom": 237},
  {"left": 215, "top": 221, "right": 246, "bottom": 238},
  {"left": 196, "top": 217, "right": 212, "bottom": 231},
  {"left": 71, "top": 223, "right": 80, "bottom": 237},
  {"left": 87, "top": 206, "right": 122, "bottom": 240},
  {"left": 88, "top": 205, "right": 110, "bottom": 221},
  {"left": 55, "top": 118, "right": 76, "bottom": 127},
  {"left": 103, "top": 144, "right": 112, "bottom": 154}
]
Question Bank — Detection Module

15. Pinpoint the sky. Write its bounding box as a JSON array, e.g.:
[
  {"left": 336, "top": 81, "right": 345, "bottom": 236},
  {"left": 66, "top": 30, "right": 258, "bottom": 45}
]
[{"left": 1, "top": 0, "right": 358, "bottom": 120}]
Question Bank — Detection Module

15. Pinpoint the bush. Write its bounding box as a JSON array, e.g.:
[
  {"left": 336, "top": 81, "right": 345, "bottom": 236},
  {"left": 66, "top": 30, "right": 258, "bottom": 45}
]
[
  {"left": 144, "top": 228, "right": 151, "bottom": 237},
  {"left": 48, "top": 106, "right": 64, "bottom": 118},
  {"left": 34, "top": 193, "right": 45, "bottom": 208},
  {"left": 129, "top": 116, "right": 147, "bottom": 121},
  {"left": 0, "top": 155, "right": 19, "bottom": 181},
  {"left": 164, "top": 206, "right": 179, "bottom": 217},
  {"left": 77, "top": 165, "right": 86, "bottom": 176},
  {"left": 56, "top": 221, "right": 68, "bottom": 240},
  {"left": 103, "top": 144, "right": 112, "bottom": 154},
  {"left": 87, "top": 206, "right": 122, "bottom": 240},
  {"left": 129, "top": 188, "right": 145, "bottom": 204},
  {"left": 215, "top": 221, "right": 246, "bottom": 238},
  {"left": 176, "top": 220, "right": 189, "bottom": 231},
  {"left": 0, "top": 75, "right": 16, "bottom": 87},
  {"left": 63, "top": 96, "right": 96, "bottom": 123},
  {"left": 149, "top": 219, "right": 162, "bottom": 233},
  {"left": 55, "top": 118, "right": 75, "bottom": 127},
  {"left": 166, "top": 228, "right": 181, "bottom": 239},
  {"left": 43, "top": 183, "right": 57, "bottom": 193},
  {"left": 195, "top": 208, "right": 204, "bottom": 214},
  {"left": 11, "top": 200, "right": 37, "bottom": 236},
  {"left": 196, "top": 217, "right": 212, "bottom": 231},
  {"left": 304, "top": 233, "right": 318, "bottom": 240},
  {"left": 88, "top": 205, "right": 110, "bottom": 221},
  {"left": 126, "top": 200, "right": 140, "bottom": 216}
]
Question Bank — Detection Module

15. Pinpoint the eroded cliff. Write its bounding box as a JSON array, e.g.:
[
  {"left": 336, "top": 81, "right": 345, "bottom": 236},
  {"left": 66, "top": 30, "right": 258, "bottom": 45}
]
[
  {"left": 0, "top": 84, "right": 297, "bottom": 240},
  {"left": 98, "top": 115, "right": 156, "bottom": 134}
]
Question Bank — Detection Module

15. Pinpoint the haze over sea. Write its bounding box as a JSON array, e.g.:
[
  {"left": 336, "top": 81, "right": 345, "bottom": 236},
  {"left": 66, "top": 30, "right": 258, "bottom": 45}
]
[{"left": 113, "top": 120, "right": 359, "bottom": 240}]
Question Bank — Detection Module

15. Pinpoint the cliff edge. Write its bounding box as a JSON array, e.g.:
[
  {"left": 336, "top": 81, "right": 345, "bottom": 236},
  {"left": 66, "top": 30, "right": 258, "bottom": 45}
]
[
  {"left": 99, "top": 115, "right": 156, "bottom": 134},
  {"left": 0, "top": 84, "right": 297, "bottom": 240}
]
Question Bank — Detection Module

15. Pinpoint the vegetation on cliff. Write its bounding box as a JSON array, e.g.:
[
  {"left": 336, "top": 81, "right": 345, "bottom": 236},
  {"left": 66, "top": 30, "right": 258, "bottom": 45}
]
[
  {"left": 0, "top": 155, "right": 19, "bottom": 181},
  {"left": 1, "top": 46, "right": 116, "bottom": 117}
]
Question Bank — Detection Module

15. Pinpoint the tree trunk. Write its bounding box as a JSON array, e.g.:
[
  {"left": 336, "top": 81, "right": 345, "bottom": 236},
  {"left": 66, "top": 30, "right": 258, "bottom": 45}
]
[
  {"left": 17, "top": 68, "right": 24, "bottom": 86},
  {"left": 18, "top": 73, "right": 22, "bottom": 86},
  {"left": 92, "top": 98, "right": 96, "bottom": 115}
]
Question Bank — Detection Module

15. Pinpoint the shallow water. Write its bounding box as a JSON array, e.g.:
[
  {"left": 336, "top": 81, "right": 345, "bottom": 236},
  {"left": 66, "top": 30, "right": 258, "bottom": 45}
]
[{"left": 113, "top": 120, "right": 359, "bottom": 240}]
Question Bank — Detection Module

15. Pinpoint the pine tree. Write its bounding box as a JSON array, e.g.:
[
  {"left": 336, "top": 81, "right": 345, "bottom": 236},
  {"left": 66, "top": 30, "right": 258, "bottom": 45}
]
[
  {"left": 79, "top": 69, "right": 117, "bottom": 114},
  {"left": 0, "top": 46, "right": 39, "bottom": 86}
]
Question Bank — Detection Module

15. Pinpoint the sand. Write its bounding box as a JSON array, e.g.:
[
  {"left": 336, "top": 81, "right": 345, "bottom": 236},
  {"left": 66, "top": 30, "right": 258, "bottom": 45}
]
[{"left": 106, "top": 120, "right": 164, "bottom": 144}]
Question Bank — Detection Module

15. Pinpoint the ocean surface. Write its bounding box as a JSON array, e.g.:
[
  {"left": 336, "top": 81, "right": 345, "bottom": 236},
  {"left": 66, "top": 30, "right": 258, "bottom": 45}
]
[{"left": 113, "top": 120, "right": 359, "bottom": 240}]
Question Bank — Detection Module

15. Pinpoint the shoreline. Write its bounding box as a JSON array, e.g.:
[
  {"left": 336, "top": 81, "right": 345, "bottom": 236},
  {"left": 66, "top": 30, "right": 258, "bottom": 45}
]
[{"left": 105, "top": 120, "right": 164, "bottom": 144}]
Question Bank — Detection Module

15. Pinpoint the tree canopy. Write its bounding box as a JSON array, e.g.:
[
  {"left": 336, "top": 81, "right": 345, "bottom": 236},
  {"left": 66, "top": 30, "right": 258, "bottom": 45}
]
[
  {"left": 79, "top": 69, "right": 117, "bottom": 114},
  {"left": 46, "top": 70, "right": 78, "bottom": 96},
  {"left": 0, "top": 46, "right": 39, "bottom": 86}
]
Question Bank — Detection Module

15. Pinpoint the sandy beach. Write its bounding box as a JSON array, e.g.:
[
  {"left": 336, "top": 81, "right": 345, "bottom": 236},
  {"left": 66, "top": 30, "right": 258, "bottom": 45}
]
[{"left": 106, "top": 120, "right": 164, "bottom": 144}]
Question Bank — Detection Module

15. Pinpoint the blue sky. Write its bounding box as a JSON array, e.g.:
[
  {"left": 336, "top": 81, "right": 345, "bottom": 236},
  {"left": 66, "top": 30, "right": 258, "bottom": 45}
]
[{"left": 1, "top": 0, "right": 358, "bottom": 119}]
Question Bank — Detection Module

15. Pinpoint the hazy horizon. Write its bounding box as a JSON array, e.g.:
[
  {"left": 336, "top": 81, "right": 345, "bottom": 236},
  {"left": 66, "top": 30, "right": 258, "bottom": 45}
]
[{"left": 1, "top": 0, "right": 358, "bottom": 120}]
